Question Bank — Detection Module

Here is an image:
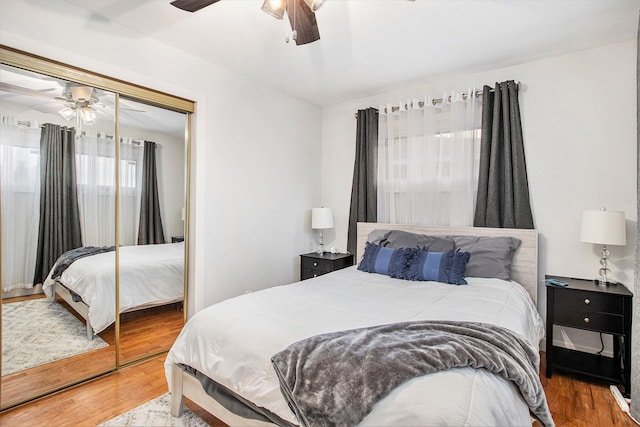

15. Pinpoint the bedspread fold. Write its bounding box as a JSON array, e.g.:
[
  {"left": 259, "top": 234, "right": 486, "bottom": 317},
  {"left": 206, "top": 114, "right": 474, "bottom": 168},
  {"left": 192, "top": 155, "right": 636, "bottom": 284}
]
[{"left": 271, "top": 320, "right": 554, "bottom": 427}]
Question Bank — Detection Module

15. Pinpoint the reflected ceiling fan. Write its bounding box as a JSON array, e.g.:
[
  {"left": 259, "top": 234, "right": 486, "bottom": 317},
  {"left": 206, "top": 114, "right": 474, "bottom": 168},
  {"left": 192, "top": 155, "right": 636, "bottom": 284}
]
[{"left": 170, "top": 0, "right": 325, "bottom": 45}]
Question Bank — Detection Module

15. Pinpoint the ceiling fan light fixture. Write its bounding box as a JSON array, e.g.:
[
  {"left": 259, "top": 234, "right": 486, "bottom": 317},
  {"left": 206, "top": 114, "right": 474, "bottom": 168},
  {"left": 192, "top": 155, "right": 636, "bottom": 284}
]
[
  {"left": 71, "top": 86, "right": 94, "bottom": 102},
  {"left": 303, "top": 0, "right": 325, "bottom": 11},
  {"left": 80, "top": 107, "right": 97, "bottom": 125},
  {"left": 261, "top": 0, "right": 285, "bottom": 19},
  {"left": 58, "top": 107, "right": 76, "bottom": 121}
]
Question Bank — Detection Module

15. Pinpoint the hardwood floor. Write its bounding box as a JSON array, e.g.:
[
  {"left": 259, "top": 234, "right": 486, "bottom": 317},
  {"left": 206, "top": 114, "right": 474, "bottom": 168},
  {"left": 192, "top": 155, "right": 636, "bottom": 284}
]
[
  {"left": 0, "top": 355, "right": 224, "bottom": 427},
  {"left": 539, "top": 355, "right": 637, "bottom": 427},
  {"left": 1, "top": 295, "right": 183, "bottom": 409},
  {"left": 1, "top": 351, "right": 636, "bottom": 426}
]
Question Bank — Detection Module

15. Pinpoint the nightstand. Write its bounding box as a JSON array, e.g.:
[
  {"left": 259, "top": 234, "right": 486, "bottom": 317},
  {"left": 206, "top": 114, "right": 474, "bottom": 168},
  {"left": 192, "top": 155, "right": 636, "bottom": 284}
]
[
  {"left": 545, "top": 275, "right": 633, "bottom": 394},
  {"left": 300, "top": 252, "right": 354, "bottom": 281},
  {"left": 171, "top": 236, "right": 184, "bottom": 243}
]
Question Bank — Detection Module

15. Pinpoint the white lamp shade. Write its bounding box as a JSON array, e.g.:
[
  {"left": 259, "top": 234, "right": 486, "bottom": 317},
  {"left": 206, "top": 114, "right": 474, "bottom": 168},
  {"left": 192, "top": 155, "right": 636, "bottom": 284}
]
[
  {"left": 311, "top": 208, "right": 334, "bottom": 229},
  {"left": 580, "top": 210, "right": 626, "bottom": 246},
  {"left": 261, "top": 0, "right": 285, "bottom": 19},
  {"left": 304, "top": 0, "right": 326, "bottom": 11}
]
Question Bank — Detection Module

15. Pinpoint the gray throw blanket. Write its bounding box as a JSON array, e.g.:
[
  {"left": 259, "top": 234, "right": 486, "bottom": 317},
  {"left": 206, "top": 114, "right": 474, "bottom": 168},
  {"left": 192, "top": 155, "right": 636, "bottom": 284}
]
[
  {"left": 271, "top": 320, "right": 554, "bottom": 427},
  {"left": 51, "top": 246, "right": 115, "bottom": 280}
]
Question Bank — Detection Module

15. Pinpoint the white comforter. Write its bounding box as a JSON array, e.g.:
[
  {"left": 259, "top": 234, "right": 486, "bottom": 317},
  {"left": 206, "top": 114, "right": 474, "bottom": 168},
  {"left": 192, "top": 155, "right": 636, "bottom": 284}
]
[
  {"left": 43, "top": 242, "right": 184, "bottom": 334},
  {"left": 165, "top": 266, "right": 544, "bottom": 426}
]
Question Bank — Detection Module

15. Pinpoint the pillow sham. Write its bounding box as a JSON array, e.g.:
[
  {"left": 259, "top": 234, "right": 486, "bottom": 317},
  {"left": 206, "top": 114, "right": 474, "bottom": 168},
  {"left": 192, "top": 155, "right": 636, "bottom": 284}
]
[
  {"left": 447, "top": 235, "right": 521, "bottom": 280},
  {"left": 366, "top": 229, "right": 391, "bottom": 245},
  {"left": 405, "top": 249, "right": 470, "bottom": 285},
  {"left": 378, "top": 230, "right": 455, "bottom": 252},
  {"left": 357, "top": 242, "right": 410, "bottom": 278}
]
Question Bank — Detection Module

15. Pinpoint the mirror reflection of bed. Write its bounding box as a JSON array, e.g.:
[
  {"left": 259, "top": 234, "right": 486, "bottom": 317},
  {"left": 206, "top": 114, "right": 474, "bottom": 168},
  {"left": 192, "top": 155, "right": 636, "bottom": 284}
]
[{"left": 0, "top": 62, "right": 189, "bottom": 408}]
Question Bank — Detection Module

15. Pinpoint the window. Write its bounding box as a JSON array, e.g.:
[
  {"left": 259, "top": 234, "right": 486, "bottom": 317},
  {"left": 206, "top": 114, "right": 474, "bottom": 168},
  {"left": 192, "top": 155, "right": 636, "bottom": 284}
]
[{"left": 377, "top": 93, "right": 482, "bottom": 226}]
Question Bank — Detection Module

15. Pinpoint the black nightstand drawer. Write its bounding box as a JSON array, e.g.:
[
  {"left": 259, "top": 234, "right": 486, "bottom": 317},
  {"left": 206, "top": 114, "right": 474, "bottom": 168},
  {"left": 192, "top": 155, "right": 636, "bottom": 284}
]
[
  {"left": 299, "top": 252, "right": 354, "bottom": 281},
  {"left": 301, "top": 257, "right": 334, "bottom": 273},
  {"left": 554, "top": 308, "right": 624, "bottom": 334},
  {"left": 554, "top": 288, "right": 623, "bottom": 314},
  {"left": 302, "top": 268, "right": 323, "bottom": 279}
]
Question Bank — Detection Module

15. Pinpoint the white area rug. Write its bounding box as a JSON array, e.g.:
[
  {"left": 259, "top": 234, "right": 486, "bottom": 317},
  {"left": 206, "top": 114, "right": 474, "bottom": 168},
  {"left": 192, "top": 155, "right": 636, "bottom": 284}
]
[
  {"left": 99, "top": 393, "right": 208, "bottom": 427},
  {"left": 2, "top": 299, "right": 108, "bottom": 375}
]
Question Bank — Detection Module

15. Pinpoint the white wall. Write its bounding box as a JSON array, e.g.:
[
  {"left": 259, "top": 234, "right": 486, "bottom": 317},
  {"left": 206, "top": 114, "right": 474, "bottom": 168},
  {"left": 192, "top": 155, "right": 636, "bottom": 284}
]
[
  {"left": 321, "top": 41, "right": 637, "bottom": 354},
  {"left": 0, "top": 0, "right": 322, "bottom": 314}
]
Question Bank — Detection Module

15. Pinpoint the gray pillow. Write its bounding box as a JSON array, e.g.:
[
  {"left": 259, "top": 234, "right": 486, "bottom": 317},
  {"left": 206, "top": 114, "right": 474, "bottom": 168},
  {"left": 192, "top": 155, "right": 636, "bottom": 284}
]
[
  {"left": 447, "top": 235, "right": 521, "bottom": 280},
  {"left": 367, "top": 230, "right": 391, "bottom": 245},
  {"left": 379, "top": 230, "right": 455, "bottom": 252}
]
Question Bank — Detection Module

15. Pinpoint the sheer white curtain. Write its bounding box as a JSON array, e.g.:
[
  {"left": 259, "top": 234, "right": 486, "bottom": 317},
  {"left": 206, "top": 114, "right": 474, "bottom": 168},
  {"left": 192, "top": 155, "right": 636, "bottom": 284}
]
[
  {"left": 119, "top": 138, "right": 144, "bottom": 246},
  {"left": 76, "top": 131, "right": 116, "bottom": 246},
  {"left": 377, "top": 90, "right": 482, "bottom": 226},
  {"left": 0, "top": 117, "right": 41, "bottom": 292},
  {"left": 75, "top": 133, "right": 143, "bottom": 247}
]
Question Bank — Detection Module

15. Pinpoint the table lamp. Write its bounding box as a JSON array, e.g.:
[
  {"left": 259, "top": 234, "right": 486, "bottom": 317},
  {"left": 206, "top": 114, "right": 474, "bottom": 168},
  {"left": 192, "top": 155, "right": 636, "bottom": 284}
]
[
  {"left": 579, "top": 208, "right": 626, "bottom": 286},
  {"left": 311, "top": 207, "right": 334, "bottom": 255}
]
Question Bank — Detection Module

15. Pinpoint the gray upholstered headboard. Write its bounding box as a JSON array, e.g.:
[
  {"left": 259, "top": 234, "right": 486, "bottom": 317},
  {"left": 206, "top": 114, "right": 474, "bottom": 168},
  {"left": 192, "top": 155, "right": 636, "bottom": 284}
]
[{"left": 356, "top": 223, "right": 539, "bottom": 304}]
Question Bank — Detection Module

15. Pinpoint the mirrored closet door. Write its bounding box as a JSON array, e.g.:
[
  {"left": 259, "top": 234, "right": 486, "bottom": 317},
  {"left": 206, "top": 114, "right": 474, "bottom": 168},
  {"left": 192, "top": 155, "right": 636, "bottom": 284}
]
[
  {"left": 0, "top": 63, "right": 118, "bottom": 408},
  {"left": 116, "top": 97, "right": 188, "bottom": 365},
  {"left": 0, "top": 46, "right": 193, "bottom": 410}
]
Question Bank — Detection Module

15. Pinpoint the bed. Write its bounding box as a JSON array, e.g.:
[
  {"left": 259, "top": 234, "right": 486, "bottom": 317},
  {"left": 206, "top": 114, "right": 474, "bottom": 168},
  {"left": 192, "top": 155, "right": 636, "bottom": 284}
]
[
  {"left": 43, "top": 242, "right": 185, "bottom": 339},
  {"left": 165, "top": 223, "right": 553, "bottom": 426}
]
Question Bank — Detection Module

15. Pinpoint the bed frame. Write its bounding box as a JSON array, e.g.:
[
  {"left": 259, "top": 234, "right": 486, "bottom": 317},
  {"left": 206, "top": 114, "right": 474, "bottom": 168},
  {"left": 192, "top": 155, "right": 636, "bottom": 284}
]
[
  {"left": 50, "top": 282, "right": 94, "bottom": 340},
  {"left": 170, "top": 223, "right": 539, "bottom": 424},
  {"left": 50, "top": 281, "right": 183, "bottom": 340}
]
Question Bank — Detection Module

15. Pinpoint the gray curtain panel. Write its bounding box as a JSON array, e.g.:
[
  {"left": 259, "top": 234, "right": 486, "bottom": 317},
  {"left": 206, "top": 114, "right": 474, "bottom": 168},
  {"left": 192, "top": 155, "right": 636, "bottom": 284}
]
[
  {"left": 33, "top": 123, "right": 83, "bottom": 285},
  {"left": 347, "top": 108, "right": 379, "bottom": 257},
  {"left": 631, "top": 10, "right": 639, "bottom": 419},
  {"left": 474, "top": 81, "right": 534, "bottom": 229},
  {"left": 137, "top": 140, "right": 165, "bottom": 245}
]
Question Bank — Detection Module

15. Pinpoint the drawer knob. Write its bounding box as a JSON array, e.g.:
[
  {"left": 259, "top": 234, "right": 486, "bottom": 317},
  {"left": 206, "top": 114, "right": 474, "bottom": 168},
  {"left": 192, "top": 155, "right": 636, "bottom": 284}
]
[
  {"left": 313, "top": 262, "right": 318, "bottom": 267},
  {"left": 584, "top": 298, "right": 590, "bottom": 305},
  {"left": 583, "top": 317, "right": 590, "bottom": 324}
]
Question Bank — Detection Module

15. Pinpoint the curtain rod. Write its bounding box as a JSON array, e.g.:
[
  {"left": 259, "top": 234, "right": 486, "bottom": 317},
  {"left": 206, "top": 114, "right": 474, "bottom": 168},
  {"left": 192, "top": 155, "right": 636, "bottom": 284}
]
[
  {"left": 5, "top": 118, "right": 161, "bottom": 148},
  {"left": 354, "top": 81, "right": 521, "bottom": 119}
]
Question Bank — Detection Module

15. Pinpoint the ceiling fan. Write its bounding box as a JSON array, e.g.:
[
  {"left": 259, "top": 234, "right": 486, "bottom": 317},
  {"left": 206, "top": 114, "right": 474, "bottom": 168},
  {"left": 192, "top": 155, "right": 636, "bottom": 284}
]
[{"left": 170, "top": 0, "right": 325, "bottom": 45}]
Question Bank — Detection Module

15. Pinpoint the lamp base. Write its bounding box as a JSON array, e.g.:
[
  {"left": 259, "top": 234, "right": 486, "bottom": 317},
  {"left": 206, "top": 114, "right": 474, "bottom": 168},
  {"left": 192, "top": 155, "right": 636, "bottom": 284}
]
[{"left": 594, "top": 278, "right": 618, "bottom": 287}]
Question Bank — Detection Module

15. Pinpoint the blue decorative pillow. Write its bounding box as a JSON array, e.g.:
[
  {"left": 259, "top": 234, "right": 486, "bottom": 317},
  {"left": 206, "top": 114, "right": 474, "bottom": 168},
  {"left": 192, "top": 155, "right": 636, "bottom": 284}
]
[
  {"left": 357, "top": 242, "right": 411, "bottom": 278},
  {"left": 405, "top": 249, "right": 470, "bottom": 285},
  {"left": 450, "top": 250, "right": 471, "bottom": 284}
]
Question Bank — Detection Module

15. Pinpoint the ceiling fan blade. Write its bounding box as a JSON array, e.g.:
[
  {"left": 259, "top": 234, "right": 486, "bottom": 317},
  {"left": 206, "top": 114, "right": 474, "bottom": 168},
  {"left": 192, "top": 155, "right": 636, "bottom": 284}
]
[
  {"left": 286, "top": 0, "right": 320, "bottom": 45},
  {"left": 170, "top": 0, "right": 221, "bottom": 12},
  {"left": 0, "top": 81, "right": 60, "bottom": 101}
]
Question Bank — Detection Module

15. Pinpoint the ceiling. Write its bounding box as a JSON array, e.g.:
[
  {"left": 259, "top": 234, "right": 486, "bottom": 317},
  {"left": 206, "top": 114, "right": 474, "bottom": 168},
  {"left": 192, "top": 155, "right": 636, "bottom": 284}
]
[
  {"left": 15, "top": 1, "right": 640, "bottom": 106},
  {"left": 59, "top": 0, "right": 640, "bottom": 106}
]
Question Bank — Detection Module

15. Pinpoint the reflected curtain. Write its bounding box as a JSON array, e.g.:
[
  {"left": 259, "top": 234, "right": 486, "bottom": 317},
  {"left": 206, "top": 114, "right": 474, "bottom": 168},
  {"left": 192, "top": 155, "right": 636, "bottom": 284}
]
[
  {"left": 473, "top": 81, "right": 534, "bottom": 229},
  {"left": 347, "top": 108, "right": 378, "bottom": 257},
  {"left": 75, "top": 131, "right": 117, "bottom": 246},
  {"left": 377, "top": 91, "right": 482, "bottom": 226},
  {"left": 33, "top": 123, "right": 82, "bottom": 285},
  {"left": 0, "top": 117, "right": 41, "bottom": 292},
  {"left": 137, "top": 140, "right": 165, "bottom": 245},
  {"left": 119, "top": 138, "right": 144, "bottom": 246}
]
